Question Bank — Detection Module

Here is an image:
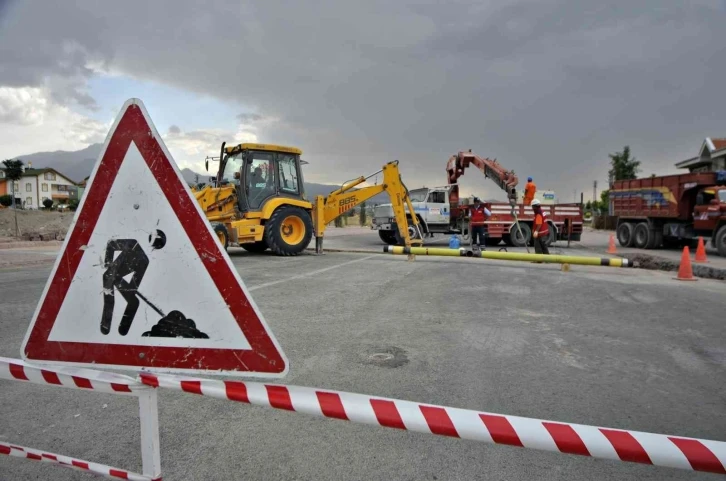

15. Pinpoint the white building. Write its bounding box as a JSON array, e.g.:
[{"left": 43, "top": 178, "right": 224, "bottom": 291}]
[{"left": 0, "top": 163, "right": 78, "bottom": 209}]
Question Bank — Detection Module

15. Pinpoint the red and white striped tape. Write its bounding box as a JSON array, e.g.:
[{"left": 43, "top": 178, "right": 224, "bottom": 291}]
[
  {"left": 0, "top": 357, "right": 148, "bottom": 395},
  {"left": 140, "top": 372, "right": 726, "bottom": 476},
  {"left": 0, "top": 441, "right": 159, "bottom": 481}
]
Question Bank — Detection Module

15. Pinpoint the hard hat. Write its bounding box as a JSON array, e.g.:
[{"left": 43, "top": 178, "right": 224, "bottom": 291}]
[
  {"left": 531, "top": 199, "right": 541, "bottom": 206},
  {"left": 528, "top": 177, "right": 533, "bottom": 182},
  {"left": 473, "top": 196, "right": 481, "bottom": 203}
]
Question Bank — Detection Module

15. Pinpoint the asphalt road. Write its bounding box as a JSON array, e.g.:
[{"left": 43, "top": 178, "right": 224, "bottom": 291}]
[{"left": 1, "top": 247, "right": 725, "bottom": 480}]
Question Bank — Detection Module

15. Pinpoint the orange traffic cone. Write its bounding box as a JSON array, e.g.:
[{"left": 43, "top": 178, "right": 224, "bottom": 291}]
[
  {"left": 675, "top": 246, "right": 697, "bottom": 281},
  {"left": 695, "top": 237, "right": 708, "bottom": 263},
  {"left": 607, "top": 233, "right": 617, "bottom": 254}
]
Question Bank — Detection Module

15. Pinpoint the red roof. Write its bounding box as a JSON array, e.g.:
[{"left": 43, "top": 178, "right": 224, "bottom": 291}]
[{"left": 711, "top": 138, "right": 726, "bottom": 151}]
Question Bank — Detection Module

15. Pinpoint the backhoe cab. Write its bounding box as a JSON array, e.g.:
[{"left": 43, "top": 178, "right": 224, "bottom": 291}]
[{"left": 195, "top": 142, "right": 314, "bottom": 256}]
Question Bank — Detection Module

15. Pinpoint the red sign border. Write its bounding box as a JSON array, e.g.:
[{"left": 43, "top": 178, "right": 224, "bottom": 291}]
[{"left": 21, "top": 100, "right": 287, "bottom": 377}]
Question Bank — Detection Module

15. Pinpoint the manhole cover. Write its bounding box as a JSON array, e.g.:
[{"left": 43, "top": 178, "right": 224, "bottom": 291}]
[{"left": 362, "top": 346, "right": 409, "bottom": 368}]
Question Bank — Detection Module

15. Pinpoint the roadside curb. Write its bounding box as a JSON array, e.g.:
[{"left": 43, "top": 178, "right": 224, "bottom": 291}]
[{"left": 0, "top": 240, "right": 63, "bottom": 250}]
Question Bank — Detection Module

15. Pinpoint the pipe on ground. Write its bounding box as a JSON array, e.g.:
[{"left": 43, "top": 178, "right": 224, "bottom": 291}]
[{"left": 383, "top": 246, "right": 633, "bottom": 268}]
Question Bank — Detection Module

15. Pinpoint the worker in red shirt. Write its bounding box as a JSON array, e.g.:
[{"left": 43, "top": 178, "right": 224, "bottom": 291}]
[
  {"left": 469, "top": 197, "right": 491, "bottom": 252},
  {"left": 531, "top": 199, "right": 550, "bottom": 255}
]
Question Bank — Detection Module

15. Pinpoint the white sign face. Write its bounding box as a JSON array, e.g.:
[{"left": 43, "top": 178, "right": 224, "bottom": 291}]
[
  {"left": 20, "top": 98, "right": 288, "bottom": 378},
  {"left": 47, "top": 142, "right": 251, "bottom": 350}
]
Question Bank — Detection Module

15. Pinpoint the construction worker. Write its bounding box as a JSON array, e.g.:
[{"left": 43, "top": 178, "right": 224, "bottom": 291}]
[
  {"left": 470, "top": 197, "right": 491, "bottom": 252},
  {"left": 524, "top": 176, "right": 536, "bottom": 206},
  {"left": 531, "top": 199, "right": 550, "bottom": 255}
]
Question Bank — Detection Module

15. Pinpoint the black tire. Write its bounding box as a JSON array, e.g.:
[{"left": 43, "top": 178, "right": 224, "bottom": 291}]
[
  {"left": 394, "top": 220, "right": 422, "bottom": 245},
  {"left": 715, "top": 225, "right": 726, "bottom": 257},
  {"left": 378, "top": 230, "right": 397, "bottom": 245},
  {"left": 503, "top": 235, "right": 514, "bottom": 246},
  {"left": 509, "top": 223, "right": 531, "bottom": 247},
  {"left": 617, "top": 222, "right": 635, "bottom": 247},
  {"left": 264, "top": 205, "right": 314, "bottom": 256},
  {"left": 543, "top": 222, "right": 557, "bottom": 247},
  {"left": 645, "top": 228, "right": 662, "bottom": 249},
  {"left": 241, "top": 240, "right": 268, "bottom": 253},
  {"left": 212, "top": 223, "right": 229, "bottom": 251},
  {"left": 633, "top": 222, "right": 649, "bottom": 249}
]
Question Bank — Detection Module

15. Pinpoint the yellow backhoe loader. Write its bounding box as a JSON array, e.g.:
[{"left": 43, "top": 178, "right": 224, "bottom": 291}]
[{"left": 193, "top": 142, "right": 423, "bottom": 256}]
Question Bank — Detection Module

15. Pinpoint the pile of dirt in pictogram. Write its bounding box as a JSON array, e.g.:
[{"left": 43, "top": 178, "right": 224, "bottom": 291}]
[{"left": 142, "top": 310, "right": 209, "bottom": 338}]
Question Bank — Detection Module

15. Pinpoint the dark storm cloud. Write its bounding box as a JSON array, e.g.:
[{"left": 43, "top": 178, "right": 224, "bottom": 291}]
[{"left": 1, "top": 0, "right": 725, "bottom": 198}]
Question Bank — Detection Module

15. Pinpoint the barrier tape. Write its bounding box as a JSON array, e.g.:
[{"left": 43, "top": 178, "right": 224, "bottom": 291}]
[
  {"left": 140, "top": 372, "right": 726, "bottom": 476},
  {"left": 0, "top": 442, "right": 158, "bottom": 480},
  {"left": 0, "top": 357, "right": 148, "bottom": 395}
]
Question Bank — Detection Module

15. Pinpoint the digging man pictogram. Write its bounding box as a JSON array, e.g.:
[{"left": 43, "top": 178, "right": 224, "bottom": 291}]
[
  {"left": 100, "top": 229, "right": 208, "bottom": 338},
  {"left": 100, "top": 230, "right": 166, "bottom": 336}
]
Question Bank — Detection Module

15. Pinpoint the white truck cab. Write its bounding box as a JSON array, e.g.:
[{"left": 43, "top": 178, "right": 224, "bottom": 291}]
[{"left": 371, "top": 186, "right": 458, "bottom": 244}]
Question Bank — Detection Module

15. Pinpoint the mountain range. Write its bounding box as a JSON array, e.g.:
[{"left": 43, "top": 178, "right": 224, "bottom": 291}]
[{"left": 10, "top": 143, "right": 393, "bottom": 205}]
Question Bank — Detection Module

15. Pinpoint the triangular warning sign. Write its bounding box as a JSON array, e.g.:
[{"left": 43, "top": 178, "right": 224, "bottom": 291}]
[{"left": 20, "top": 98, "right": 288, "bottom": 378}]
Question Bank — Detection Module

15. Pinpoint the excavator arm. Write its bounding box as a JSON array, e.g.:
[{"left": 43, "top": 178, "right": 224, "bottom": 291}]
[{"left": 312, "top": 160, "right": 423, "bottom": 254}]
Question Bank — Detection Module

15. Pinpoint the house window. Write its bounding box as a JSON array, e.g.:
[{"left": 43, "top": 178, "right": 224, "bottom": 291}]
[
  {"left": 44, "top": 172, "right": 57, "bottom": 181},
  {"left": 42, "top": 183, "right": 48, "bottom": 192},
  {"left": 13, "top": 181, "right": 19, "bottom": 191},
  {"left": 26, "top": 182, "right": 32, "bottom": 192},
  {"left": 0, "top": 171, "right": 4, "bottom": 178},
  {"left": 26, "top": 197, "right": 32, "bottom": 206}
]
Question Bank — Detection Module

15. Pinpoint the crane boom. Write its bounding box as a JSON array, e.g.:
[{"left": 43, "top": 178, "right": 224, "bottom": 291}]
[{"left": 445, "top": 150, "right": 519, "bottom": 208}]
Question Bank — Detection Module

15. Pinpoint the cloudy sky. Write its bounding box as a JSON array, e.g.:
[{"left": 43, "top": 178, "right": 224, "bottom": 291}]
[{"left": 1, "top": 0, "right": 724, "bottom": 200}]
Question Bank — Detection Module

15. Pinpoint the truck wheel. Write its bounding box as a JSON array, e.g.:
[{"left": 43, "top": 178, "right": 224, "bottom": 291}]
[
  {"left": 264, "top": 205, "right": 314, "bottom": 256},
  {"left": 544, "top": 222, "right": 557, "bottom": 247},
  {"left": 633, "top": 222, "right": 649, "bottom": 249},
  {"left": 212, "top": 223, "right": 229, "bottom": 251},
  {"left": 378, "top": 230, "right": 397, "bottom": 245},
  {"left": 503, "top": 235, "right": 514, "bottom": 246},
  {"left": 394, "top": 223, "right": 422, "bottom": 245},
  {"left": 509, "top": 223, "right": 531, "bottom": 247},
  {"left": 241, "top": 240, "right": 268, "bottom": 253},
  {"left": 617, "top": 222, "right": 635, "bottom": 247},
  {"left": 716, "top": 225, "right": 726, "bottom": 257}
]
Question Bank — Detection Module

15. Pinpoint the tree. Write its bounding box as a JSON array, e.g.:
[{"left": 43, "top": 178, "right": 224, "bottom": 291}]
[
  {"left": 42, "top": 198, "right": 53, "bottom": 210},
  {"left": 2, "top": 159, "right": 24, "bottom": 209},
  {"left": 0, "top": 195, "right": 11, "bottom": 207},
  {"left": 585, "top": 200, "right": 592, "bottom": 210},
  {"left": 2, "top": 159, "right": 24, "bottom": 238},
  {"left": 359, "top": 201, "right": 367, "bottom": 226},
  {"left": 608, "top": 146, "right": 641, "bottom": 183}
]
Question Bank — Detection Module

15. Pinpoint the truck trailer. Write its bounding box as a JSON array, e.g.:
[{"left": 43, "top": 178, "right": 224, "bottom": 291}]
[
  {"left": 372, "top": 185, "right": 584, "bottom": 248},
  {"left": 610, "top": 170, "right": 726, "bottom": 256}
]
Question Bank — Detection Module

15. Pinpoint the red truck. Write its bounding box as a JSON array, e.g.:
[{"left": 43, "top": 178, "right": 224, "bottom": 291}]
[{"left": 610, "top": 171, "right": 726, "bottom": 256}]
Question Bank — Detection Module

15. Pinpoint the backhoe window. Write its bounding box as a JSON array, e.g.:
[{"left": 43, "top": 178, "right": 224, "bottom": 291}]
[
  {"left": 246, "top": 151, "right": 276, "bottom": 210},
  {"left": 277, "top": 154, "right": 299, "bottom": 194},
  {"left": 221, "top": 153, "right": 243, "bottom": 185}
]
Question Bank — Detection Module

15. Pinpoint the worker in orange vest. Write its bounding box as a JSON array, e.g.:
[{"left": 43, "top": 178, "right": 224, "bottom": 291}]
[
  {"left": 523, "top": 177, "right": 536, "bottom": 206},
  {"left": 531, "top": 199, "right": 550, "bottom": 255}
]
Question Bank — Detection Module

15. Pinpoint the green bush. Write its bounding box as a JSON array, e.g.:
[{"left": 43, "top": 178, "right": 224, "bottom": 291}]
[
  {"left": 43, "top": 198, "right": 53, "bottom": 209},
  {"left": 0, "top": 195, "right": 12, "bottom": 207}
]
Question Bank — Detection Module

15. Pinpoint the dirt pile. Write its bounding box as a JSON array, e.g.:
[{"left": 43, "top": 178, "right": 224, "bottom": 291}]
[{"left": 0, "top": 209, "right": 73, "bottom": 241}]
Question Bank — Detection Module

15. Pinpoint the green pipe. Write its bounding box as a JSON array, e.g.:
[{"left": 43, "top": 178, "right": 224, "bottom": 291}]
[{"left": 383, "top": 246, "right": 633, "bottom": 268}]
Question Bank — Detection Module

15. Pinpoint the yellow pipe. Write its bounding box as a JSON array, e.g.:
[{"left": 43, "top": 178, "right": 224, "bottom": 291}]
[{"left": 383, "top": 246, "right": 633, "bottom": 268}]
